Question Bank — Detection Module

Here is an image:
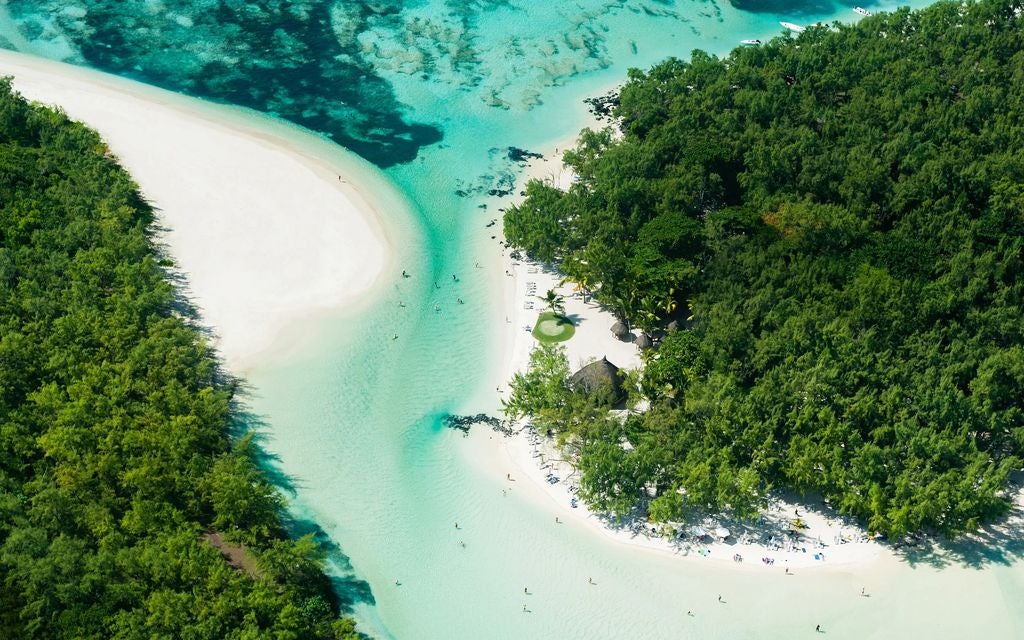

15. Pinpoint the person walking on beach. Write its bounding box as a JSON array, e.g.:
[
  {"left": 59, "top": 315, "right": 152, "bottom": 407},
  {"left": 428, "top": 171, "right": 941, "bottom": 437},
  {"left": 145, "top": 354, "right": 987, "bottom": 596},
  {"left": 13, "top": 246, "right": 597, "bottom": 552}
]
[
  {"left": 717, "top": 595, "right": 723, "bottom": 603},
  {"left": 815, "top": 624, "right": 821, "bottom": 632}
]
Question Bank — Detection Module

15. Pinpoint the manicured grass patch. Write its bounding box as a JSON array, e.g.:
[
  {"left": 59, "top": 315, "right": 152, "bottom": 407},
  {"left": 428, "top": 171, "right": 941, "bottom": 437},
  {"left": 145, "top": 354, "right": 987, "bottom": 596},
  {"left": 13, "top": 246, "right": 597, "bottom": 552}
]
[{"left": 533, "top": 312, "right": 576, "bottom": 343}]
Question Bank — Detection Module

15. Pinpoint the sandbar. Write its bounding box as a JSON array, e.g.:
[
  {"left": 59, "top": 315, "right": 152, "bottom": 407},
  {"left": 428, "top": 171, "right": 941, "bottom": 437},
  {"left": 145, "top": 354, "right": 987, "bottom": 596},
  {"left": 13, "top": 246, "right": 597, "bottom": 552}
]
[{"left": 0, "top": 49, "right": 409, "bottom": 371}]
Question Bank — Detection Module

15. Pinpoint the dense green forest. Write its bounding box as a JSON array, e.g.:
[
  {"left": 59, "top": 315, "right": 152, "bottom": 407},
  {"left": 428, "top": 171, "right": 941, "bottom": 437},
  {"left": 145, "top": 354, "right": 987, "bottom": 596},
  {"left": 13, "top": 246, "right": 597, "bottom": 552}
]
[
  {"left": 504, "top": 0, "right": 1024, "bottom": 537},
  {"left": 0, "top": 81, "right": 360, "bottom": 638}
]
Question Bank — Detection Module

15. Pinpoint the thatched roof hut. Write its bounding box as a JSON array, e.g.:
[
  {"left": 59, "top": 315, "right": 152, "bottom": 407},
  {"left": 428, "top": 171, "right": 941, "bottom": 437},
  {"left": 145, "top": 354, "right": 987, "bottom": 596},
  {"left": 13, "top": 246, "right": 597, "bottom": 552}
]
[
  {"left": 610, "top": 321, "right": 629, "bottom": 339},
  {"left": 570, "top": 356, "right": 624, "bottom": 404},
  {"left": 666, "top": 320, "right": 680, "bottom": 332},
  {"left": 636, "top": 333, "right": 653, "bottom": 350}
]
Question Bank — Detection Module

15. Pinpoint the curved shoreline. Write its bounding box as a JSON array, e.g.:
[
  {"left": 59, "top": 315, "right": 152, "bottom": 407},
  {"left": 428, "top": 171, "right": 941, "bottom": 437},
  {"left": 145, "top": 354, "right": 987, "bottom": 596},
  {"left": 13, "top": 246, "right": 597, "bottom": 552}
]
[
  {"left": 0, "top": 48, "right": 412, "bottom": 371},
  {"left": 480, "top": 102, "right": 1024, "bottom": 577}
]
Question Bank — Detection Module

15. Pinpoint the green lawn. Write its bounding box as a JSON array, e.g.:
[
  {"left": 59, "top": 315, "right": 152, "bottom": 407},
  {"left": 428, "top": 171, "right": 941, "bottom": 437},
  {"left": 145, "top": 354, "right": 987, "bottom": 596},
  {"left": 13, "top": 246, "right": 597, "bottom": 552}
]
[{"left": 532, "top": 311, "right": 576, "bottom": 343}]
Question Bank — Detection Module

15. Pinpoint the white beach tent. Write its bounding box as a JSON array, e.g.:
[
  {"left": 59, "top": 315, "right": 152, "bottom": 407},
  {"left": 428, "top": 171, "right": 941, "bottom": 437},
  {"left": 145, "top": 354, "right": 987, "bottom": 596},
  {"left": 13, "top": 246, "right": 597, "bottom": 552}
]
[{"left": 715, "top": 526, "right": 731, "bottom": 540}]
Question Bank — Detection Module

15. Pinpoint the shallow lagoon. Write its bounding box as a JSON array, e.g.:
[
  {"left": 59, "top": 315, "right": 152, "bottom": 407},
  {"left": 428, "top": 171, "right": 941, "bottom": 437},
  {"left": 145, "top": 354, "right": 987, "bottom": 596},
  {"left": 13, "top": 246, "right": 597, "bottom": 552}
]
[{"left": 3, "top": 1, "right": 1023, "bottom": 637}]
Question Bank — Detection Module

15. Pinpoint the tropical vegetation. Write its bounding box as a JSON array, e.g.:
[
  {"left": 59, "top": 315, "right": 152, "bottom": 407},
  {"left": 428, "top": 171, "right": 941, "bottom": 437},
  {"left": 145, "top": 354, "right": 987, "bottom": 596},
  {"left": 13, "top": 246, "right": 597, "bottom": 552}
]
[
  {"left": 0, "top": 80, "right": 361, "bottom": 638},
  {"left": 503, "top": 0, "right": 1024, "bottom": 537}
]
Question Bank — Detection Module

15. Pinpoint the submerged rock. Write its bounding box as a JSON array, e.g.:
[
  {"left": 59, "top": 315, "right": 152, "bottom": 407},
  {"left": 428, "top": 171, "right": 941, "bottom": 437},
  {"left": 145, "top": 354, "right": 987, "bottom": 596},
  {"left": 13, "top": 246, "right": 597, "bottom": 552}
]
[
  {"left": 443, "top": 413, "right": 511, "bottom": 435},
  {"left": 507, "top": 146, "right": 543, "bottom": 163}
]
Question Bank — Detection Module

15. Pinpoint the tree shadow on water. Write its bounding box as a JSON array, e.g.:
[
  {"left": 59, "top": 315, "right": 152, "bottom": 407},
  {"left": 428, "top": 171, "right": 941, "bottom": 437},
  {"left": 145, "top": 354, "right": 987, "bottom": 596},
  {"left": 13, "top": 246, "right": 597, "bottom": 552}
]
[
  {"left": 228, "top": 389, "right": 301, "bottom": 497},
  {"left": 285, "top": 516, "right": 377, "bottom": 614},
  {"left": 227, "top": 391, "right": 376, "bottom": 613}
]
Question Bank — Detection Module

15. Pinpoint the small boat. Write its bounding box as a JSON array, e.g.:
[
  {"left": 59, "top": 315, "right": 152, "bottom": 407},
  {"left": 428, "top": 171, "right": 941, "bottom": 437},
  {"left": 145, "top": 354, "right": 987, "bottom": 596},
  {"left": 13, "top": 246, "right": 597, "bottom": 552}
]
[
  {"left": 853, "top": 6, "right": 872, "bottom": 16},
  {"left": 740, "top": 39, "right": 762, "bottom": 45},
  {"left": 780, "top": 21, "right": 806, "bottom": 33}
]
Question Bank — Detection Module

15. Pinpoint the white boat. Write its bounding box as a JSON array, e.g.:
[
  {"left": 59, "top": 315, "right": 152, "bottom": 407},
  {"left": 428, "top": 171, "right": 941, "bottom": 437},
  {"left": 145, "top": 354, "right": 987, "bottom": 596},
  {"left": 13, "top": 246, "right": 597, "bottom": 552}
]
[
  {"left": 780, "top": 21, "right": 806, "bottom": 33},
  {"left": 853, "top": 7, "right": 872, "bottom": 16},
  {"left": 740, "top": 39, "right": 762, "bottom": 45}
]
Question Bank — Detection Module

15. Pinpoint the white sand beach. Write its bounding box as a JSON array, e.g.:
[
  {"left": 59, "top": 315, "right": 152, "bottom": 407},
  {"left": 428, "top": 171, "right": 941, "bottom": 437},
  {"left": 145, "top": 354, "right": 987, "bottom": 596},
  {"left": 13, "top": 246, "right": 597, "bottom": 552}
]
[
  {"left": 0, "top": 49, "right": 408, "bottom": 371},
  {"left": 496, "top": 125, "right": 641, "bottom": 381},
  {"left": 486, "top": 124, "right": 894, "bottom": 572},
  {"left": 484, "top": 123, "right": 1024, "bottom": 578}
]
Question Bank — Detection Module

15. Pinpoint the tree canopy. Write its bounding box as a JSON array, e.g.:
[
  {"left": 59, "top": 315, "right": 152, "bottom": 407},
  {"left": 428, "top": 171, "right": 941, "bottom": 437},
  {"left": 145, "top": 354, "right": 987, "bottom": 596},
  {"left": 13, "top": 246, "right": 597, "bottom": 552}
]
[
  {"left": 0, "top": 79, "right": 360, "bottom": 638},
  {"left": 503, "top": 0, "right": 1024, "bottom": 537}
]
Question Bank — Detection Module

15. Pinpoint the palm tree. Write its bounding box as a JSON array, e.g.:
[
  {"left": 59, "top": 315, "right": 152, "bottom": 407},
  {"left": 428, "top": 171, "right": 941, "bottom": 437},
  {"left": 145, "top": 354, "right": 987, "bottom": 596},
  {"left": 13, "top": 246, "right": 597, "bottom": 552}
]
[
  {"left": 562, "top": 272, "right": 592, "bottom": 303},
  {"left": 540, "top": 289, "right": 565, "bottom": 315},
  {"left": 661, "top": 287, "right": 678, "bottom": 315}
]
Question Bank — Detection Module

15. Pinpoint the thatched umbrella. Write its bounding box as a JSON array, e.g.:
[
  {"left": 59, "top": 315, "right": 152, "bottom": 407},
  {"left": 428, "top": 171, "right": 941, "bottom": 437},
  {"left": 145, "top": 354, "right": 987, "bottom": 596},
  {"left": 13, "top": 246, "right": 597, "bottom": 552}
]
[
  {"left": 610, "top": 321, "right": 629, "bottom": 339},
  {"left": 636, "top": 333, "right": 653, "bottom": 350},
  {"left": 570, "top": 356, "right": 624, "bottom": 404}
]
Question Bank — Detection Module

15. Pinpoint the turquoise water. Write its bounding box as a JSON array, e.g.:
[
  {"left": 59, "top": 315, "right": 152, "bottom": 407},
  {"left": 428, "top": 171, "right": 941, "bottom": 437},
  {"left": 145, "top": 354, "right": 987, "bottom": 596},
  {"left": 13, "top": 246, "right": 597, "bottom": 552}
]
[{"left": 4, "top": 1, "right": 1023, "bottom": 638}]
